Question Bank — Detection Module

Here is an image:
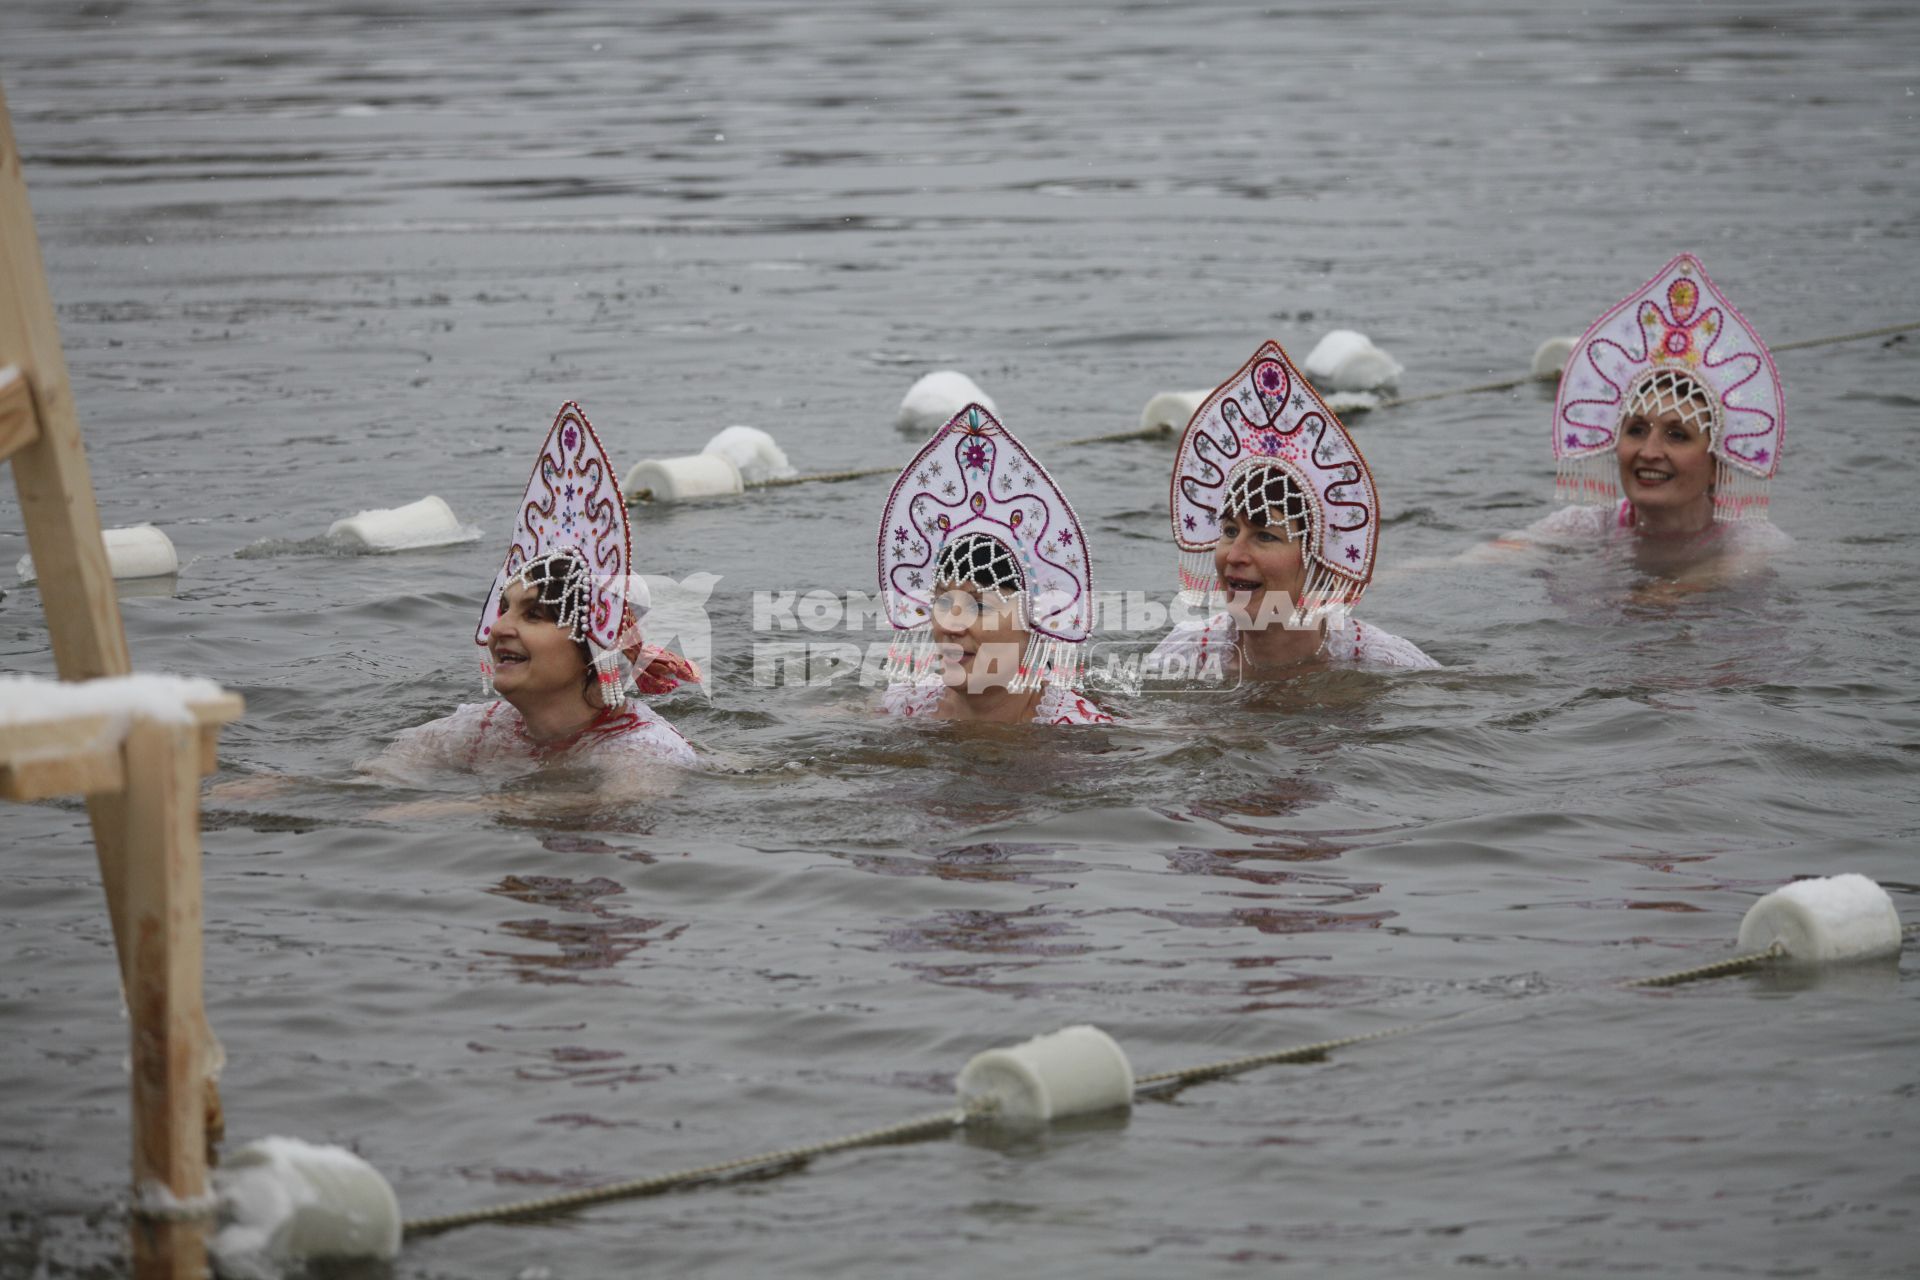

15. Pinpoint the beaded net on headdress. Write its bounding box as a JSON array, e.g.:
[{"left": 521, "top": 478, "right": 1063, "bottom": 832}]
[
  {"left": 1223, "top": 464, "right": 1312, "bottom": 548},
  {"left": 1553, "top": 253, "right": 1783, "bottom": 522},
  {"left": 935, "top": 532, "right": 1024, "bottom": 596},
  {"left": 476, "top": 402, "right": 640, "bottom": 710},
  {"left": 1170, "top": 341, "right": 1377, "bottom": 628},
  {"left": 878, "top": 404, "right": 1093, "bottom": 693},
  {"left": 507, "top": 549, "right": 599, "bottom": 639},
  {"left": 1624, "top": 368, "right": 1717, "bottom": 439}
]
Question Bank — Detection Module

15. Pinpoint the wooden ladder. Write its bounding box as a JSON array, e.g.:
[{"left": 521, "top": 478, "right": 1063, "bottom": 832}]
[{"left": 1, "top": 82, "right": 239, "bottom": 1279}]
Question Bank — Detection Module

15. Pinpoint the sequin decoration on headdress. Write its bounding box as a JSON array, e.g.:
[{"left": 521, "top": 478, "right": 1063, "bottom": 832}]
[
  {"left": 475, "top": 401, "right": 641, "bottom": 709},
  {"left": 1169, "top": 340, "right": 1378, "bottom": 627},
  {"left": 1553, "top": 253, "right": 1783, "bottom": 522},
  {"left": 878, "top": 404, "right": 1093, "bottom": 693}
]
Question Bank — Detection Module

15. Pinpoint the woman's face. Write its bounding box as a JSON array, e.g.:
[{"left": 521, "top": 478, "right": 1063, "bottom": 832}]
[
  {"left": 488, "top": 579, "right": 593, "bottom": 710},
  {"left": 1214, "top": 513, "right": 1309, "bottom": 627},
  {"left": 1617, "top": 399, "right": 1715, "bottom": 515},
  {"left": 929, "top": 581, "right": 1031, "bottom": 693}
]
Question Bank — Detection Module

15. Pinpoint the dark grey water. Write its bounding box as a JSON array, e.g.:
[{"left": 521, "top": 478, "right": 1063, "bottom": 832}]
[{"left": 3, "top": 2, "right": 1918, "bottom": 1276}]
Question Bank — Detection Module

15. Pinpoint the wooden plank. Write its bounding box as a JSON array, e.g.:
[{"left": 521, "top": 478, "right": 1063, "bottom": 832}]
[
  {"left": 0, "top": 693, "right": 241, "bottom": 797},
  {"left": 121, "top": 719, "right": 209, "bottom": 1279},
  {"left": 191, "top": 694, "right": 244, "bottom": 776},
  {"left": 129, "top": 1221, "right": 208, "bottom": 1280},
  {"left": 189, "top": 693, "right": 245, "bottom": 728},
  {"left": 2, "top": 89, "right": 226, "bottom": 1261},
  {"left": 0, "top": 709, "right": 116, "bottom": 761},
  {"left": 0, "top": 744, "right": 124, "bottom": 800},
  {"left": 0, "top": 82, "right": 142, "bottom": 1037},
  {"left": 0, "top": 85, "right": 129, "bottom": 683},
  {"left": 0, "top": 363, "right": 33, "bottom": 461},
  {"left": 0, "top": 711, "right": 120, "bottom": 800}
]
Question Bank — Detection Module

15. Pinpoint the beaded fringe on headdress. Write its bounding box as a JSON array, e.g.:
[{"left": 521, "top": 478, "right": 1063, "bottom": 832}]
[
  {"left": 1177, "top": 548, "right": 1221, "bottom": 610},
  {"left": 1713, "top": 459, "right": 1770, "bottom": 523},
  {"left": 593, "top": 649, "right": 629, "bottom": 711},
  {"left": 884, "top": 626, "right": 940, "bottom": 687},
  {"left": 1013, "top": 633, "right": 1085, "bottom": 693},
  {"left": 1296, "top": 561, "right": 1361, "bottom": 632},
  {"left": 1554, "top": 453, "right": 1619, "bottom": 509}
]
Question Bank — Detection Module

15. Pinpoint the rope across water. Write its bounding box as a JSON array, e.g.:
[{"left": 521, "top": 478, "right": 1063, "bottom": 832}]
[
  {"left": 1364, "top": 319, "right": 1920, "bottom": 413},
  {"left": 674, "top": 318, "right": 1920, "bottom": 501},
  {"left": 399, "top": 926, "right": 1913, "bottom": 1237},
  {"left": 402, "top": 1107, "right": 969, "bottom": 1237}
]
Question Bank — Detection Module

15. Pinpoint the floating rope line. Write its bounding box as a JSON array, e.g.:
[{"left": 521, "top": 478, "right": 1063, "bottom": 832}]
[
  {"left": 1367, "top": 374, "right": 1536, "bottom": 410},
  {"left": 402, "top": 1105, "right": 972, "bottom": 1238},
  {"left": 1619, "top": 941, "right": 1787, "bottom": 989},
  {"left": 1132, "top": 1006, "right": 1482, "bottom": 1096},
  {"left": 1770, "top": 318, "right": 1920, "bottom": 354},
  {"left": 746, "top": 464, "right": 895, "bottom": 490},
  {"left": 399, "top": 922, "right": 1909, "bottom": 1237},
  {"left": 1361, "top": 318, "right": 1920, "bottom": 415},
  {"left": 660, "top": 317, "right": 1920, "bottom": 503},
  {"left": 1054, "top": 422, "right": 1179, "bottom": 449}
]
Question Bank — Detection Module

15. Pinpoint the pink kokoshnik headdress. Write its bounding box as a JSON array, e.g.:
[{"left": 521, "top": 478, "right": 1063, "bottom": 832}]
[
  {"left": 878, "top": 403, "right": 1094, "bottom": 692},
  {"left": 475, "top": 402, "right": 697, "bottom": 710},
  {"left": 1554, "top": 252, "right": 1784, "bottom": 522},
  {"left": 1169, "top": 340, "right": 1379, "bottom": 627}
]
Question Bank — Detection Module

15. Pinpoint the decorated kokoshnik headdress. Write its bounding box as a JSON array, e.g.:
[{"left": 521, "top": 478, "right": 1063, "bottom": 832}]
[
  {"left": 1554, "top": 253, "right": 1783, "bottom": 522},
  {"left": 878, "top": 404, "right": 1094, "bottom": 692},
  {"left": 476, "top": 401, "right": 646, "bottom": 710},
  {"left": 1170, "top": 340, "right": 1378, "bottom": 627}
]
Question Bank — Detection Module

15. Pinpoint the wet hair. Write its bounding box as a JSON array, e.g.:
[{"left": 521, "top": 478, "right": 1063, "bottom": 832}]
[
  {"left": 1222, "top": 463, "right": 1312, "bottom": 550},
  {"left": 1623, "top": 368, "right": 1716, "bottom": 440},
  {"left": 934, "top": 533, "right": 1024, "bottom": 595}
]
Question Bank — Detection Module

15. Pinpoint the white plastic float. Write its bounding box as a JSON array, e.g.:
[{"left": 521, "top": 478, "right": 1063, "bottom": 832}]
[
  {"left": 211, "top": 1137, "right": 401, "bottom": 1273},
  {"left": 895, "top": 370, "right": 998, "bottom": 434},
  {"left": 1736, "top": 874, "right": 1905, "bottom": 965},
  {"left": 16, "top": 523, "right": 177, "bottom": 584},
  {"left": 1531, "top": 336, "right": 1578, "bottom": 381},
  {"left": 956, "top": 1024, "right": 1134, "bottom": 1126},
  {"left": 623, "top": 451, "right": 744, "bottom": 502},
  {"left": 1303, "top": 329, "right": 1403, "bottom": 394},
  {"left": 702, "top": 425, "right": 796, "bottom": 486},
  {"left": 326, "top": 495, "right": 475, "bottom": 552},
  {"left": 1139, "top": 390, "right": 1208, "bottom": 434}
]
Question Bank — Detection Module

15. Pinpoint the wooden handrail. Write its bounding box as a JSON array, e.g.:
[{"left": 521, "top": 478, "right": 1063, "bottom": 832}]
[
  {"left": 1, "top": 81, "right": 232, "bottom": 1279},
  {"left": 0, "top": 693, "right": 244, "bottom": 801}
]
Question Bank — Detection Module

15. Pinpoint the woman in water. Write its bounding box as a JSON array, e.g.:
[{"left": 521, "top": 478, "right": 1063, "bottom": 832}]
[
  {"left": 376, "top": 402, "right": 697, "bottom": 778},
  {"left": 1152, "top": 341, "right": 1438, "bottom": 677},
  {"left": 877, "top": 403, "right": 1112, "bottom": 724},
  {"left": 1500, "top": 253, "right": 1789, "bottom": 569}
]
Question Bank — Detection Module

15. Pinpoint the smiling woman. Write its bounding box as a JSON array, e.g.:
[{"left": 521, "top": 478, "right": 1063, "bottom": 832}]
[
  {"left": 1505, "top": 253, "right": 1793, "bottom": 563},
  {"left": 1152, "top": 341, "right": 1440, "bottom": 678},
  {"left": 370, "top": 403, "right": 697, "bottom": 780}
]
